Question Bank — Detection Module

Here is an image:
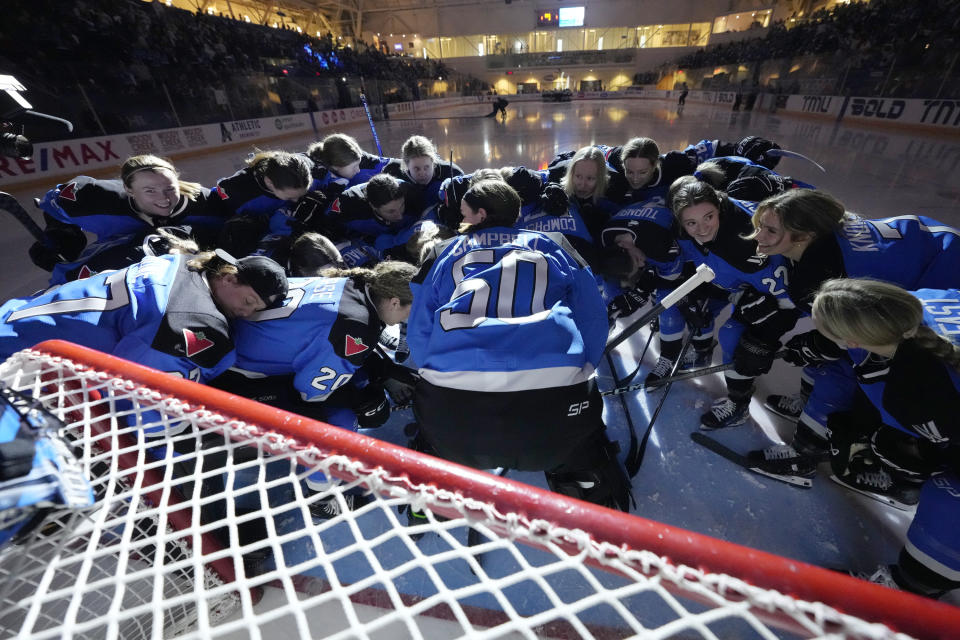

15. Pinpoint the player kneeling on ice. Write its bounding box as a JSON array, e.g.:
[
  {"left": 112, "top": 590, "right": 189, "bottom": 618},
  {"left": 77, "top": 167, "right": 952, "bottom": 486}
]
[
  {"left": 210, "top": 260, "right": 418, "bottom": 519},
  {"left": 407, "top": 179, "right": 632, "bottom": 512},
  {"left": 803, "top": 279, "right": 960, "bottom": 598},
  {"left": 0, "top": 250, "right": 287, "bottom": 387}
]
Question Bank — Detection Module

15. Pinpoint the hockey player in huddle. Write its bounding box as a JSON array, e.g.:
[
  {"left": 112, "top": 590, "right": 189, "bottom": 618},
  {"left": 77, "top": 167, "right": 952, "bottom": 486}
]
[
  {"left": 800, "top": 279, "right": 960, "bottom": 599},
  {"left": 0, "top": 250, "right": 288, "bottom": 396},
  {"left": 31, "top": 155, "right": 228, "bottom": 273},
  {"left": 382, "top": 135, "right": 462, "bottom": 208},
  {"left": 305, "top": 133, "right": 393, "bottom": 200},
  {"left": 407, "top": 179, "right": 632, "bottom": 512},
  {"left": 323, "top": 173, "right": 428, "bottom": 253},
  {"left": 597, "top": 198, "right": 685, "bottom": 333},
  {"left": 559, "top": 147, "right": 621, "bottom": 240},
  {"left": 438, "top": 167, "right": 596, "bottom": 266},
  {"left": 211, "top": 261, "right": 417, "bottom": 516},
  {"left": 211, "top": 150, "right": 315, "bottom": 239},
  {"left": 667, "top": 176, "right": 798, "bottom": 429},
  {"left": 549, "top": 135, "right": 782, "bottom": 207},
  {"left": 693, "top": 155, "right": 815, "bottom": 202},
  {"left": 744, "top": 189, "right": 960, "bottom": 471}
]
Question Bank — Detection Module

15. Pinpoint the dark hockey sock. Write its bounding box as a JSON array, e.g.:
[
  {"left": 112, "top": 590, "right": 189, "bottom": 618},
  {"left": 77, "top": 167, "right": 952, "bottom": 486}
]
[
  {"left": 692, "top": 336, "right": 714, "bottom": 354},
  {"left": 659, "top": 338, "right": 683, "bottom": 361},
  {"left": 793, "top": 422, "right": 830, "bottom": 456},
  {"left": 725, "top": 376, "right": 755, "bottom": 404}
]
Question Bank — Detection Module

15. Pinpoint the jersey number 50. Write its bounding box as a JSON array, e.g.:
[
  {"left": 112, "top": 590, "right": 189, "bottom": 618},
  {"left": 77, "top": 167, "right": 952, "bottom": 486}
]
[{"left": 440, "top": 249, "right": 551, "bottom": 330}]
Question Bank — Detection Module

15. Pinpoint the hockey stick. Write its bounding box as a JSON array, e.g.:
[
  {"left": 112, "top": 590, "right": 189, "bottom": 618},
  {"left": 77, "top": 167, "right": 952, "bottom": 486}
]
[
  {"left": 359, "top": 92, "right": 383, "bottom": 159},
  {"left": 601, "top": 349, "right": 788, "bottom": 397},
  {"left": 625, "top": 328, "right": 696, "bottom": 476},
  {"left": 605, "top": 348, "right": 641, "bottom": 481},
  {"left": 612, "top": 321, "right": 656, "bottom": 388},
  {"left": 604, "top": 264, "right": 715, "bottom": 356},
  {"left": 766, "top": 148, "right": 826, "bottom": 173},
  {"left": 0, "top": 191, "right": 49, "bottom": 245}
]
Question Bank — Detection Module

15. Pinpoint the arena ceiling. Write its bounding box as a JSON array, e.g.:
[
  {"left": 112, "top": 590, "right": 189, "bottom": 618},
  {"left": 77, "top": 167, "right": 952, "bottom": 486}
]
[{"left": 165, "top": 0, "right": 510, "bottom": 39}]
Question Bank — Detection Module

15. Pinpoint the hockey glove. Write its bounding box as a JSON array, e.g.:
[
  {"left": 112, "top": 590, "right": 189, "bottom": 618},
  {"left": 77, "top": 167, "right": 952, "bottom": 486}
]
[
  {"left": 437, "top": 175, "right": 470, "bottom": 228},
  {"left": 782, "top": 330, "right": 843, "bottom": 368},
  {"left": 735, "top": 136, "right": 782, "bottom": 170},
  {"left": 291, "top": 191, "right": 330, "bottom": 229},
  {"left": 607, "top": 287, "right": 649, "bottom": 325},
  {"left": 677, "top": 296, "right": 712, "bottom": 330},
  {"left": 354, "top": 384, "right": 390, "bottom": 429},
  {"left": 506, "top": 168, "right": 545, "bottom": 206},
  {"left": 539, "top": 183, "right": 570, "bottom": 216},
  {"left": 733, "top": 332, "right": 780, "bottom": 377},
  {"left": 733, "top": 288, "right": 781, "bottom": 326},
  {"left": 28, "top": 223, "right": 87, "bottom": 271},
  {"left": 383, "top": 366, "right": 420, "bottom": 405}
]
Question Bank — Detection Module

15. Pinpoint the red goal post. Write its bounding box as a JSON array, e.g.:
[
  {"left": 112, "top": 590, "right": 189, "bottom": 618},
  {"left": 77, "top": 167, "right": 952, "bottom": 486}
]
[{"left": 0, "top": 339, "right": 957, "bottom": 639}]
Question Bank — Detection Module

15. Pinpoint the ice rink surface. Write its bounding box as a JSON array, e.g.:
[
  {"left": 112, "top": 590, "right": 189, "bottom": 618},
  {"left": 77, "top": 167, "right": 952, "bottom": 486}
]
[{"left": 2, "top": 97, "right": 959, "bottom": 603}]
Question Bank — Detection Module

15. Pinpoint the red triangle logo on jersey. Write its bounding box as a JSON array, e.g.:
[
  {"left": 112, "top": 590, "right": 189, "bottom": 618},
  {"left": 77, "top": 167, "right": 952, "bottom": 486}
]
[
  {"left": 344, "top": 335, "right": 368, "bottom": 357},
  {"left": 216, "top": 183, "right": 230, "bottom": 200},
  {"left": 183, "top": 328, "right": 215, "bottom": 357},
  {"left": 60, "top": 182, "right": 79, "bottom": 201},
  {"left": 76, "top": 265, "right": 93, "bottom": 280},
  {"left": 330, "top": 197, "right": 341, "bottom": 213}
]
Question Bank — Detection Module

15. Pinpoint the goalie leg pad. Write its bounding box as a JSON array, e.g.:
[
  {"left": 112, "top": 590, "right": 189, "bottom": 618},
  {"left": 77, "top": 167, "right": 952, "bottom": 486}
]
[{"left": 546, "top": 432, "right": 633, "bottom": 512}]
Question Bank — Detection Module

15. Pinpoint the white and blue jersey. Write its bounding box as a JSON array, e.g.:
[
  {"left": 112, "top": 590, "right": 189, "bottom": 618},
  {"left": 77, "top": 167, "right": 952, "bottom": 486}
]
[
  {"left": 408, "top": 227, "right": 607, "bottom": 393},
  {"left": 0, "top": 254, "right": 235, "bottom": 386},
  {"left": 231, "top": 276, "right": 382, "bottom": 403}
]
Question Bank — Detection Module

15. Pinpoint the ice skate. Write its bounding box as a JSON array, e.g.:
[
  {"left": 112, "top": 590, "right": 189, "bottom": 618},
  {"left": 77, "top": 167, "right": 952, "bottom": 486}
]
[
  {"left": 644, "top": 356, "right": 676, "bottom": 388},
  {"left": 764, "top": 393, "right": 804, "bottom": 421},
  {"left": 680, "top": 341, "right": 714, "bottom": 371},
  {"left": 700, "top": 397, "right": 750, "bottom": 430},
  {"left": 830, "top": 451, "right": 921, "bottom": 511}
]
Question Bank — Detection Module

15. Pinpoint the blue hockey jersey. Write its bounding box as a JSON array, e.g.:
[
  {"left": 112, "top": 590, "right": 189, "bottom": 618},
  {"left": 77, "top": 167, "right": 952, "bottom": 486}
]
[
  {"left": 408, "top": 228, "right": 607, "bottom": 392},
  {"left": 789, "top": 214, "right": 960, "bottom": 312},
  {"left": 852, "top": 288, "right": 960, "bottom": 445},
  {"left": 0, "top": 254, "right": 235, "bottom": 384},
  {"left": 231, "top": 276, "right": 382, "bottom": 402}
]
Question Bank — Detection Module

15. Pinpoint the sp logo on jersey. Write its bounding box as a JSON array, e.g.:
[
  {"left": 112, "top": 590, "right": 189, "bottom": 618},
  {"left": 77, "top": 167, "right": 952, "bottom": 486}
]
[
  {"left": 183, "top": 329, "right": 215, "bottom": 357},
  {"left": 344, "top": 335, "right": 368, "bottom": 357}
]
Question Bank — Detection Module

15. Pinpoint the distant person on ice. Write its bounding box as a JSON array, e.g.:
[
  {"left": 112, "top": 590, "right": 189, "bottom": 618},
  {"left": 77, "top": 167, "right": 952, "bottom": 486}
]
[{"left": 485, "top": 96, "right": 509, "bottom": 119}]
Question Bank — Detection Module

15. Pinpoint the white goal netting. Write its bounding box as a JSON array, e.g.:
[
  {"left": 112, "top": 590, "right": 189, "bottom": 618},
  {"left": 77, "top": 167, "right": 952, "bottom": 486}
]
[{"left": 0, "top": 341, "right": 953, "bottom": 640}]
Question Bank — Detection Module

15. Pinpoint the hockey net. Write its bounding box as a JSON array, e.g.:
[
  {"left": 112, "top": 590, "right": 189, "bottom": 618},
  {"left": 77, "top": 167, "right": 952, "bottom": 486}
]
[{"left": 0, "top": 340, "right": 957, "bottom": 640}]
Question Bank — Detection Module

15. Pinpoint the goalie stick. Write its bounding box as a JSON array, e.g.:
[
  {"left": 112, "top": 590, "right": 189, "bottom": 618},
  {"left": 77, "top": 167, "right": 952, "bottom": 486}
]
[{"left": 690, "top": 432, "right": 820, "bottom": 488}]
